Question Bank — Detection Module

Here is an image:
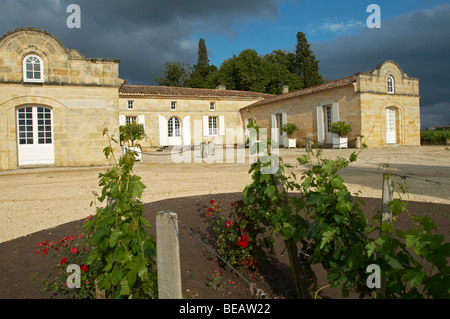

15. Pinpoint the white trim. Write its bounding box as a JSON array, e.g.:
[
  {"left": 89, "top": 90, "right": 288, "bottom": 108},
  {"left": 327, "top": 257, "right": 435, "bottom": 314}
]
[
  {"left": 159, "top": 115, "right": 168, "bottom": 146},
  {"left": 203, "top": 115, "right": 209, "bottom": 136},
  {"left": 281, "top": 112, "right": 287, "bottom": 146},
  {"left": 316, "top": 106, "right": 324, "bottom": 144},
  {"left": 23, "top": 54, "right": 44, "bottom": 83},
  {"left": 17, "top": 106, "right": 54, "bottom": 165},
  {"left": 183, "top": 116, "right": 191, "bottom": 146},
  {"left": 119, "top": 115, "right": 126, "bottom": 126},
  {"left": 387, "top": 76, "right": 395, "bottom": 94},
  {"left": 331, "top": 103, "right": 339, "bottom": 123},
  {"left": 138, "top": 115, "right": 145, "bottom": 130},
  {"left": 219, "top": 115, "right": 225, "bottom": 136}
]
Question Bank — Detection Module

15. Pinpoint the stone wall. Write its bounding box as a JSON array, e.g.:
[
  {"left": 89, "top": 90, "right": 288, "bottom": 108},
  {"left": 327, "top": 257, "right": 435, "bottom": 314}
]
[
  {"left": 0, "top": 28, "right": 121, "bottom": 171},
  {"left": 118, "top": 95, "right": 263, "bottom": 149}
]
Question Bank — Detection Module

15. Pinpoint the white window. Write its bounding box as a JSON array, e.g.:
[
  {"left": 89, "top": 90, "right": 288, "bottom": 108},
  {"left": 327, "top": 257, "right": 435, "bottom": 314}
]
[
  {"left": 210, "top": 102, "right": 215, "bottom": 111},
  {"left": 168, "top": 117, "right": 181, "bottom": 137},
  {"left": 325, "top": 106, "right": 332, "bottom": 133},
  {"left": 128, "top": 100, "right": 134, "bottom": 110},
  {"left": 23, "top": 55, "right": 44, "bottom": 83},
  {"left": 171, "top": 101, "right": 177, "bottom": 110},
  {"left": 126, "top": 116, "right": 137, "bottom": 124},
  {"left": 387, "top": 76, "right": 394, "bottom": 94},
  {"left": 209, "top": 116, "right": 218, "bottom": 136}
]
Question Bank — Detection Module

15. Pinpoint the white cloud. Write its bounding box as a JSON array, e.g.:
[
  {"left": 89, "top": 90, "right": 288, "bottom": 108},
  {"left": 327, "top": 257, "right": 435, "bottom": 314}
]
[{"left": 311, "top": 19, "right": 366, "bottom": 34}]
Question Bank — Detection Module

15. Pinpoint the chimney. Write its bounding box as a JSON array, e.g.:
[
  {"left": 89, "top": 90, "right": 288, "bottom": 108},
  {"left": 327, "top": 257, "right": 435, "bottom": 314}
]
[
  {"left": 216, "top": 85, "right": 226, "bottom": 90},
  {"left": 282, "top": 85, "right": 289, "bottom": 94}
]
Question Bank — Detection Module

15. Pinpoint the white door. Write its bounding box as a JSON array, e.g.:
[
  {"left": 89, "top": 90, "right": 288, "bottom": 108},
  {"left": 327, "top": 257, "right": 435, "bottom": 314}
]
[
  {"left": 324, "top": 105, "right": 333, "bottom": 144},
  {"left": 273, "top": 113, "right": 286, "bottom": 147},
  {"left": 17, "top": 106, "right": 54, "bottom": 166},
  {"left": 386, "top": 107, "right": 396, "bottom": 144},
  {"left": 168, "top": 117, "right": 182, "bottom": 145}
]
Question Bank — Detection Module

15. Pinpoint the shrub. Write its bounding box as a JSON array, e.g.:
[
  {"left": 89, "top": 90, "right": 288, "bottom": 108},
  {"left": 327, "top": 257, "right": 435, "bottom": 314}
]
[
  {"left": 420, "top": 130, "right": 450, "bottom": 145},
  {"left": 280, "top": 123, "right": 298, "bottom": 138},
  {"left": 329, "top": 121, "right": 352, "bottom": 137},
  {"left": 119, "top": 122, "right": 146, "bottom": 147}
]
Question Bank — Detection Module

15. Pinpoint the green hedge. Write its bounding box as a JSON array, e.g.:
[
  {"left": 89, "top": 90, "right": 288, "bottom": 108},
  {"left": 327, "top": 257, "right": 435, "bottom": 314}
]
[{"left": 421, "top": 130, "right": 450, "bottom": 145}]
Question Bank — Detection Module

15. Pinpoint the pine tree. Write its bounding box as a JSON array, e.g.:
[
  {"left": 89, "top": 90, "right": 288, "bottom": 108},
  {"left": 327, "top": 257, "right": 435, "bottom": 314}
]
[
  {"left": 291, "top": 32, "right": 323, "bottom": 88},
  {"left": 189, "top": 38, "right": 217, "bottom": 88}
]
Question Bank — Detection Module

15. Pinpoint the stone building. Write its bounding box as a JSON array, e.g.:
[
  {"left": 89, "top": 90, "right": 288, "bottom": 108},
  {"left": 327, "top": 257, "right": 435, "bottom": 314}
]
[
  {"left": 0, "top": 28, "right": 121, "bottom": 170},
  {"left": 118, "top": 85, "right": 270, "bottom": 151},
  {"left": 240, "top": 60, "right": 421, "bottom": 149},
  {"left": 0, "top": 28, "right": 421, "bottom": 171}
]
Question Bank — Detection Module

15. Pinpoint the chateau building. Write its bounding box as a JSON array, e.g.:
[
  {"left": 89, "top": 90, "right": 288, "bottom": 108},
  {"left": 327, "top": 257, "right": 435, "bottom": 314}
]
[{"left": 0, "top": 28, "right": 420, "bottom": 171}]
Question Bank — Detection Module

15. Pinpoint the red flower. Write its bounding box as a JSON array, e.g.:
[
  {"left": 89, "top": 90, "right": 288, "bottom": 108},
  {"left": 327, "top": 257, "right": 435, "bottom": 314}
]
[
  {"left": 237, "top": 234, "right": 249, "bottom": 248},
  {"left": 226, "top": 221, "right": 232, "bottom": 229},
  {"left": 70, "top": 247, "right": 78, "bottom": 255},
  {"left": 208, "top": 207, "right": 214, "bottom": 212},
  {"left": 60, "top": 258, "right": 67, "bottom": 265},
  {"left": 80, "top": 265, "right": 89, "bottom": 272},
  {"left": 41, "top": 247, "right": 48, "bottom": 256},
  {"left": 210, "top": 200, "right": 214, "bottom": 204}
]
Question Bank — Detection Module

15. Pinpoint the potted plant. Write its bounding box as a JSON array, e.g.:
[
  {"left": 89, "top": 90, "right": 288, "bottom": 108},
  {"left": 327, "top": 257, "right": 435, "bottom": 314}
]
[
  {"left": 329, "top": 121, "right": 352, "bottom": 149},
  {"left": 120, "top": 122, "right": 146, "bottom": 161},
  {"left": 280, "top": 123, "right": 298, "bottom": 148}
]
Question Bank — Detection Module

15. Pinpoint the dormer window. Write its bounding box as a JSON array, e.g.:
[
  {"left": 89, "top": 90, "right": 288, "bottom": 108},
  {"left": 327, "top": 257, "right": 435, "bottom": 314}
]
[
  {"left": 23, "top": 55, "right": 44, "bottom": 83},
  {"left": 387, "top": 76, "right": 394, "bottom": 94}
]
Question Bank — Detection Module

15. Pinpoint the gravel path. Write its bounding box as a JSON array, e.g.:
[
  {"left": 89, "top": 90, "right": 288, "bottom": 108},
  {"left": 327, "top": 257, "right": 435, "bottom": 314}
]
[{"left": 0, "top": 145, "right": 449, "bottom": 243}]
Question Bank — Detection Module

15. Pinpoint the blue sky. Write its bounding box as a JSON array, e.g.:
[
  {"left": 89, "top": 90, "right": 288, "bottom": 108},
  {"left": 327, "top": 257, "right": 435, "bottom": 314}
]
[
  {"left": 0, "top": 0, "right": 449, "bottom": 129},
  {"left": 202, "top": 0, "right": 447, "bottom": 66}
]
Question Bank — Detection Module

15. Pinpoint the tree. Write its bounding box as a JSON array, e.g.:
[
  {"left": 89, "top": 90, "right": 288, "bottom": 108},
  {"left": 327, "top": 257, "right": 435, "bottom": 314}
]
[
  {"left": 154, "top": 61, "right": 192, "bottom": 87},
  {"left": 291, "top": 32, "right": 323, "bottom": 88},
  {"left": 189, "top": 38, "right": 218, "bottom": 88},
  {"left": 263, "top": 50, "right": 303, "bottom": 94},
  {"left": 216, "top": 49, "right": 268, "bottom": 92}
]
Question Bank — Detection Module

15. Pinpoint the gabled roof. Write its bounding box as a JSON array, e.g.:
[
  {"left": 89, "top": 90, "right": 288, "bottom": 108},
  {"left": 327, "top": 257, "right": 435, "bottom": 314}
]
[
  {"left": 240, "top": 73, "right": 359, "bottom": 110},
  {"left": 119, "top": 84, "right": 273, "bottom": 100}
]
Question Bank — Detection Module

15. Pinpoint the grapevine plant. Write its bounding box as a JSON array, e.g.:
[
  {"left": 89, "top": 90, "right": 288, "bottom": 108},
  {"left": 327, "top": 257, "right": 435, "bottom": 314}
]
[
  {"left": 208, "top": 119, "right": 450, "bottom": 299},
  {"left": 82, "top": 129, "right": 158, "bottom": 298}
]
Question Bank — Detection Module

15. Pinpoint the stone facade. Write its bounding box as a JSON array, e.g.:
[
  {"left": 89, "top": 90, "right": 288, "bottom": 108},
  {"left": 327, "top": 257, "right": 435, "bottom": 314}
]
[
  {"left": 240, "top": 61, "right": 420, "bottom": 148},
  {"left": 0, "top": 28, "right": 121, "bottom": 170},
  {"left": 118, "top": 85, "right": 270, "bottom": 151},
  {"left": 0, "top": 28, "right": 421, "bottom": 171}
]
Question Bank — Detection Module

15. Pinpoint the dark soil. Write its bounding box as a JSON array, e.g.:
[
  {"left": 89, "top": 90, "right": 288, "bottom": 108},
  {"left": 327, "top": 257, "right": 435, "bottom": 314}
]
[{"left": 0, "top": 192, "right": 449, "bottom": 300}]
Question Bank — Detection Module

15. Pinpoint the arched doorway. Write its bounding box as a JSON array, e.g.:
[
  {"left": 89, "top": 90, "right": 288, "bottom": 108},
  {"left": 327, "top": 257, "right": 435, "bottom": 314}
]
[
  {"left": 386, "top": 107, "right": 397, "bottom": 144},
  {"left": 168, "top": 117, "right": 182, "bottom": 145},
  {"left": 17, "top": 106, "right": 54, "bottom": 165}
]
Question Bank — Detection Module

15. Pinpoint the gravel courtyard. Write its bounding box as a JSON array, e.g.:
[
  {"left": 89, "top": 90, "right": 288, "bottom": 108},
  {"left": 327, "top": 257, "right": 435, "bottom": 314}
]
[{"left": 0, "top": 145, "right": 449, "bottom": 243}]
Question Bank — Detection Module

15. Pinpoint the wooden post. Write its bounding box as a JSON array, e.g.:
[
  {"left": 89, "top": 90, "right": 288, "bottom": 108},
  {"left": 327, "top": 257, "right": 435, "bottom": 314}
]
[
  {"left": 381, "top": 172, "right": 394, "bottom": 224},
  {"left": 156, "top": 211, "right": 182, "bottom": 299}
]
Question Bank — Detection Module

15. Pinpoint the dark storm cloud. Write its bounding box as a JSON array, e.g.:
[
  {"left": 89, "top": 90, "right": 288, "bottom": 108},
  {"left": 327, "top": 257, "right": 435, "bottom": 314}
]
[
  {"left": 0, "top": 0, "right": 283, "bottom": 84},
  {"left": 311, "top": 3, "right": 450, "bottom": 129}
]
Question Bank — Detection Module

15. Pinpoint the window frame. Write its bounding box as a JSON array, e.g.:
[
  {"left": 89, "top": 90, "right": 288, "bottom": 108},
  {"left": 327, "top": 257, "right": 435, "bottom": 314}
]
[
  {"left": 387, "top": 76, "right": 394, "bottom": 94},
  {"left": 128, "top": 100, "right": 134, "bottom": 110},
  {"left": 210, "top": 102, "right": 216, "bottom": 111},
  {"left": 171, "top": 101, "right": 177, "bottom": 111},
  {"left": 209, "top": 116, "right": 218, "bottom": 136},
  {"left": 168, "top": 117, "right": 181, "bottom": 137},
  {"left": 126, "top": 116, "right": 137, "bottom": 124},
  {"left": 23, "top": 54, "right": 44, "bottom": 83}
]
